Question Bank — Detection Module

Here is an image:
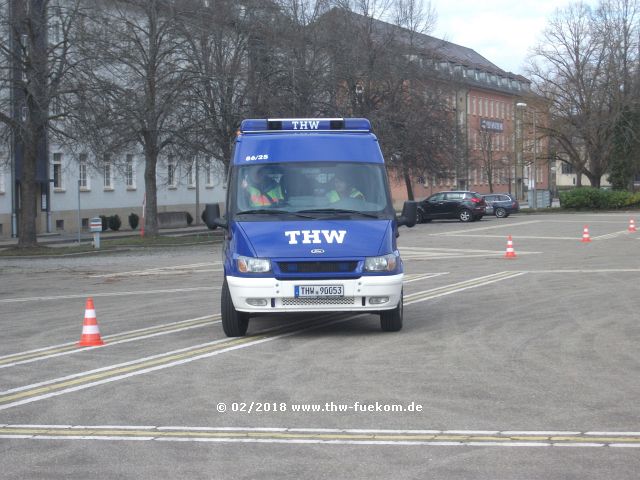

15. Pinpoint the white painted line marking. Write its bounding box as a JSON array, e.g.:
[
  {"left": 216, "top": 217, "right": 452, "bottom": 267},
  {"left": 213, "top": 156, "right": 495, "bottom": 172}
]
[
  {"left": 405, "top": 272, "right": 526, "bottom": 306},
  {"left": 35, "top": 435, "right": 155, "bottom": 441},
  {"left": 502, "top": 431, "right": 581, "bottom": 435},
  {"left": 585, "top": 431, "right": 640, "bottom": 436},
  {"left": 430, "top": 220, "right": 543, "bottom": 236},
  {"left": 0, "top": 286, "right": 219, "bottom": 304},
  {"left": 68, "top": 425, "right": 157, "bottom": 430},
  {"left": 3, "top": 425, "right": 640, "bottom": 449},
  {"left": 467, "top": 442, "right": 550, "bottom": 447},
  {"left": 525, "top": 269, "right": 640, "bottom": 274},
  {"left": 402, "top": 273, "right": 449, "bottom": 283},
  {"left": 9, "top": 424, "right": 73, "bottom": 429},
  {"left": 157, "top": 426, "right": 289, "bottom": 432},
  {"left": 435, "top": 234, "right": 578, "bottom": 240},
  {"left": 90, "top": 262, "right": 220, "bottom": 278},
  {"left": 553, "top": 443, "right": 605, "bottom": 448},
  {"left": 444, "top": 430, "right": 500, "bottom": 435},
  {"left": 0, "top": 315, "right": 221, "bottom": 369},
  {"left": 0, "top": 316, "right": 353, "bottom": 410}
]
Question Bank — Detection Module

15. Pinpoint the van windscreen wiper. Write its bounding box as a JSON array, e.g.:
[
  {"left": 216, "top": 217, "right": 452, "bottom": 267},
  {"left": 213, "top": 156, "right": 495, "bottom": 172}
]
[
  {"left": 236, "top": 209, "right": 314, "bottom": 219},
  {"left": 298, "top": 208, "right": 380, "bottom": 219}
]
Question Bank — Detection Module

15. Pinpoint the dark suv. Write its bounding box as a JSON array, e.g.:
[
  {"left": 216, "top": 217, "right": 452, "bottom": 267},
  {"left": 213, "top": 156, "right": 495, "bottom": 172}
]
[
  {"left": 416, "top": 191, "right": 487, "bottom": 223},
  {"left": 482, "top": 193, "right": 520, "bottom": 218}
]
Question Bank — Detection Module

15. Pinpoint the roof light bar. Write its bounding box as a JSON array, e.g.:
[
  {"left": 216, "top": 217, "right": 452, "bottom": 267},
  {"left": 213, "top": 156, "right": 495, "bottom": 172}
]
[{"left": 240, "top": 118, "right": 371, "bottom": 133}]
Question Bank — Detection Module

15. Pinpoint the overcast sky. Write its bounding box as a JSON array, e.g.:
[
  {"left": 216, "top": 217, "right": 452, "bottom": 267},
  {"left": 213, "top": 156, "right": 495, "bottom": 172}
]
[{"left": 430, "top": 0, "right": 597, "bottom": 75}]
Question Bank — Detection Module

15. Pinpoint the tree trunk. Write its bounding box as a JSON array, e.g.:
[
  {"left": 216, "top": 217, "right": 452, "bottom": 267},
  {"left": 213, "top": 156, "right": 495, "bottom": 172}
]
[
  {"left": 144, "top": 147, "right": 159, "bottom": 237},
  {"left": 403, "top": 170, "right": 414, "bottom": 201},
  {"left": 17, "top": 137, "right": 38, "bottom": 248},
  {"left": 587, "top": 171, "right": 601, "bottom": 188}
]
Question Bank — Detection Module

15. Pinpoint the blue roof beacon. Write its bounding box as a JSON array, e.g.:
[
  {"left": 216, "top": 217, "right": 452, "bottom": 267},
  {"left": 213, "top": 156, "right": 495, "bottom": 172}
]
[{"left": 203, "top": 118, "right": 417, "bottom": 337}]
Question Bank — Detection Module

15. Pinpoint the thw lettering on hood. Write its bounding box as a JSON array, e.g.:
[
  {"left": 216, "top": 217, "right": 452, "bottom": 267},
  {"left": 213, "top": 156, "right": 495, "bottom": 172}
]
[{"left": 284, "top": 230, "right": 347, "bottom": 244}]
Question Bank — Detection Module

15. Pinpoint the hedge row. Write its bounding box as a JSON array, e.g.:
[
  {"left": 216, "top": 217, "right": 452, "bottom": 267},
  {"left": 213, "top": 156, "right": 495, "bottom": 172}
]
[
  {"left": 97, "top": 213, "right": 139, "bottom": 231},
  {"left": 559, "top": 188, "right": 640, "bottom": 209}
]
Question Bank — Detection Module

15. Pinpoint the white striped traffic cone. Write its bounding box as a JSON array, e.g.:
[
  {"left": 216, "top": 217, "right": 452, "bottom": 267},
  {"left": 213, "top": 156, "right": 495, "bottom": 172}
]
[
  {"left": 628, "top": 218, "right": 636, "bottom": 232},
  {"left": 581, "top": 225, "right": 592, "bottom": 243},
  {"left": 504, "top": 235, "right": 516, "bottom": 258},
  {"left": 77, "top": 297, "right": 105, "bottom": 347}
]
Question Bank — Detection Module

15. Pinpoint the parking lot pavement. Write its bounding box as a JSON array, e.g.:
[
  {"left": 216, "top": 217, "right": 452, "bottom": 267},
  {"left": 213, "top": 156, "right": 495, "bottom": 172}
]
[{"left": 1, "top": 212, "right": 640, "bottom": 479}]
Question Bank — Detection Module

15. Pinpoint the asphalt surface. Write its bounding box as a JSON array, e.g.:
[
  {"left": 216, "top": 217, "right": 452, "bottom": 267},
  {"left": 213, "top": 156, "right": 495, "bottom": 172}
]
[{"left": 1, "top": 212, "right": 640, "bottom": 479}]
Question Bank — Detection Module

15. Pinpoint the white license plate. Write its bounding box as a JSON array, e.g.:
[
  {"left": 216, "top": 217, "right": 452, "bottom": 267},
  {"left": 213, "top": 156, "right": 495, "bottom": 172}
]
[{"left": 295, "top": 285, "right": 344, "bottom": 297}]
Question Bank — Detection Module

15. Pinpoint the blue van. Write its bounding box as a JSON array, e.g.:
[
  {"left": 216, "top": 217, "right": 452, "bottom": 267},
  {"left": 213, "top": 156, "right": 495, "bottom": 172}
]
[{"left": 205, "top": 118, "right": 417, "bottom": 337}]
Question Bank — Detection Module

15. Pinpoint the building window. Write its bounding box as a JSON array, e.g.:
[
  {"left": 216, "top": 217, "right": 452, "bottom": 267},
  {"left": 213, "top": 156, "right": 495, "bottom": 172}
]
[
  {"left": 0, "top": 166, "right": 5, "bottom": 194},
  {"left": 205, "top": 158, "right": 213, "bottom": 186},
  {"left": 79, "top": 154, "right": 89, "bottom": 190},
  {"left": 53, "top": 152, "right": 63, "bottom": 189},
  {"left": 187, "top": 159, "right": 196, "bottom": 187},
  {"left": 167, "top": 157, "right": 176, "bottom": 187},
  {"left": 125, "top": 154, "right": 136, "bottom": 189},
  {"left": 55, "top": 219, "right": 64, "bottom": 231},
  {"left": 103, "top": 155, "right": 113, "bottom": 190}
]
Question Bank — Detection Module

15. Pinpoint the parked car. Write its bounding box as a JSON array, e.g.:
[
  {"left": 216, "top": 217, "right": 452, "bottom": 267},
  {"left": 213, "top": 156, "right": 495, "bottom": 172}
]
[
  {"left": 416, "top": 191, "right": 486, "bottom": 223},
  {"left": 482, "top": 193, "right": 520, "bottom": 218}
]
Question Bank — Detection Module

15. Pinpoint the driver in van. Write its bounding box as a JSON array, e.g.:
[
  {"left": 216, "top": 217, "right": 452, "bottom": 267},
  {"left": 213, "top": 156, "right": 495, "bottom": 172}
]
[
  {"left": 244, "top": 166, "right": 284, "bottom": 207},
  {"left": 326, "top": 174, "right": 364, "bottom": 203}
]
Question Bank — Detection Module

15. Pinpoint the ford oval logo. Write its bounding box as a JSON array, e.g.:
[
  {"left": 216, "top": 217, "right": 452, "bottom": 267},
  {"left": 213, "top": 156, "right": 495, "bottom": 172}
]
[{"left": 310, "top": 248, "right": 325, "bottom": 254}]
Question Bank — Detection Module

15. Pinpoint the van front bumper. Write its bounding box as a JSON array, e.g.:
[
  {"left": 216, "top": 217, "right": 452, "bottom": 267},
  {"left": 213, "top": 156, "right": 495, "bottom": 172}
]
[{"left": 226, "top": 274, "right": 403, "bottom": 313}]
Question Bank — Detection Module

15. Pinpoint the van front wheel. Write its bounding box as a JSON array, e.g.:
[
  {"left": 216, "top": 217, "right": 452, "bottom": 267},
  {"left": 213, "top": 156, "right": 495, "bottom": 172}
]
[
  {"left": 380, "top": 292, "right": 403, "bottom": 332},
  {"left": 221, "top": 279, "right": 250, "bottom": 337}
]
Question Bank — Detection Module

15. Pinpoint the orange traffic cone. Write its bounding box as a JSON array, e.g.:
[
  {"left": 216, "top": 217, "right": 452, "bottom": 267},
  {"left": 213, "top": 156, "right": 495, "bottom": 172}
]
[
  {"left": 581, "top": 225, "right": 592, "bottom": 243},
  {"left": 504, "top": 235, "right": 517, "bottom": 258},
  {"left": 77, "top": 297, "right": 105, "bottom": 347},
  {"left": 628, "top": 218, "right": 636, "bottom": 232}
]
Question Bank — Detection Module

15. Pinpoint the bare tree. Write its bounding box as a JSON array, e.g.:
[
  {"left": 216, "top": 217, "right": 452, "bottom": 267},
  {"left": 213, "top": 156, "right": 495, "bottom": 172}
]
[
  {"left": 0, "top": 0, "right": 82, "bottom": 247},
  {"left": 316, "top": 1, "right": 455, "bottom": 199},
  {"left": 477, "top": 127, "right": 497, "bottom": 193},
  {"left": 74, "top": 0, "right": 190, "bottom": 236},
  {"left": 527, "top": 0, "right": 639, "bottom": 188},
  {"left": 176, "top": 0, "right": 251, "bottom": 180}
]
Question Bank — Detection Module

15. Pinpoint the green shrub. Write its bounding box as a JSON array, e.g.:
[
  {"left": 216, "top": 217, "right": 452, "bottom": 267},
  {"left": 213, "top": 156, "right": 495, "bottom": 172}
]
[
  {"left": 186, "top": 212, "right": 193, "bottom": 225},
  {"left": 109, "top": 214, "right": 122, "bottom": 231},
  {"left": 128, "top": 212, "right": 139, "bottom": 230},
  {"left": 559, "top": 187, "right": 634, "bottom": 209},
  {"left": 626, "top": 192, "right": 640, "bottom": 207},
  {"left": 99, "top": 215, "right": 109, "bottom": 231}
]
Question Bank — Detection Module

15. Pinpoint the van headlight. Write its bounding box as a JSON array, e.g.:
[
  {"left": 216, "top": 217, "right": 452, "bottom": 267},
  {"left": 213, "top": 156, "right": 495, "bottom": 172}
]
[
  {"left": 237, "top": 256, "right": 271, "bottom": 273},
  {"left": 364, "top": 253, "right": 398, "bottom": 272}
]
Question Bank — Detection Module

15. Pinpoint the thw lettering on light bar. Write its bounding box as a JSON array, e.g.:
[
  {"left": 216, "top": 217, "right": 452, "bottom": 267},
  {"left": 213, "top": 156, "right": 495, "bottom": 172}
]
[
  {"left": 240, "top": 118, "right": 371, "bottom": 132},
  {"left": 284, "top": 230, "right": 347, "bottom": 244}
]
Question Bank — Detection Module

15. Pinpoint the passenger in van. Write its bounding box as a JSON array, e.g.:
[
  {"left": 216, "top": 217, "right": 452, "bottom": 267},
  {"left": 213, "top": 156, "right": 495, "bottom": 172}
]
[
  {"left": 245, "top": 166, "right": 284, "bottom": 206},
  {"left": 326, "top": 175, "right": 364, "bottom": 203}
]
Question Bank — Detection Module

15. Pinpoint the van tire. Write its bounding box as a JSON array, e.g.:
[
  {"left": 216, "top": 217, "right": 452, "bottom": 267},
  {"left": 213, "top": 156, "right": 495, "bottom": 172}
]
[
  {"left": 380, "top": 292, "right": 403, "bottom": 332},
  {"left": 221, "top": 279, "right": 250, "bottom": 337}
]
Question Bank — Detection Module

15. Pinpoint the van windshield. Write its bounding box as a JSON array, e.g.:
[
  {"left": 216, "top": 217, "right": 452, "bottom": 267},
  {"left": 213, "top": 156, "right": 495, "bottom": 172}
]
[{"left": 231, "top": 162, "right": 393, "bottom": 218}]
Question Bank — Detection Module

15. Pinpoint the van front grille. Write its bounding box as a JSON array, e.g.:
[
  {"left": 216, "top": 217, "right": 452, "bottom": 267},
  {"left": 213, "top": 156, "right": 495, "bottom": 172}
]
[
  {"left": 278, "top": 261, "right": 358, "bottom": 274},
  {"left": 281, "top": 297, "right": 356, "bottom": 306}
]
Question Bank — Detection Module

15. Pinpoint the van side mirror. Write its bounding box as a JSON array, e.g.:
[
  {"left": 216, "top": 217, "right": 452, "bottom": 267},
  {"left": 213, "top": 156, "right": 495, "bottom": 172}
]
[
  {"left": 397, "top": 201, "right": 417, "bottom": 228},
  {"left": 203, "top": 203, "right": 226, "bottom": 230}
]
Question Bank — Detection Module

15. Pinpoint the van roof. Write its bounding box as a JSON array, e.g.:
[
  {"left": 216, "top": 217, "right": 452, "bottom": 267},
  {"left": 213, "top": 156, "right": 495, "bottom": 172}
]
[{"left": 234, "top": 118, "right": 384, "bottom": 166}]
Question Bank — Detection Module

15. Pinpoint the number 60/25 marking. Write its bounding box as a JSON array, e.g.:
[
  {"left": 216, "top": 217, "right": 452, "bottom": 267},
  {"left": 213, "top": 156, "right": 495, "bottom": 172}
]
[{"left": 245, "top": 154, "right": 269, "bottom": 161}]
